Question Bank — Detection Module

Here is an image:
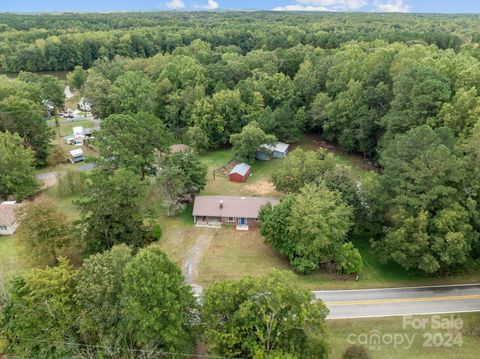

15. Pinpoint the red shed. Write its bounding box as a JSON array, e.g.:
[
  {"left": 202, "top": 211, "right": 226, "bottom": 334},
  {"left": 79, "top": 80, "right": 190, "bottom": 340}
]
[{"left": 229, "top": 163, "right": 251, "bottom": 182}]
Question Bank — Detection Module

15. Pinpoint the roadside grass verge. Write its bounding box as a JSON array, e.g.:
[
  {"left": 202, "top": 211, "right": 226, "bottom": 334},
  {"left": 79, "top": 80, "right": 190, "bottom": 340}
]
[{"left": 328, "top": 313, "right": 480, "bottom": 359}]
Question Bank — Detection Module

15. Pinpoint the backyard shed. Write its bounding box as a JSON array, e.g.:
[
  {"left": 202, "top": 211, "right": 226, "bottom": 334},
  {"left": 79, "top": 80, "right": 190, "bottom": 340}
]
[
  {"left": 229, "top": 163, "right": 251, "bottom": 182},
  {"left": 69, "top": 148, "right": 84, "bottom": 163},
  {"left": 256, "top": 142, "right": 290, "bottom": 160}
]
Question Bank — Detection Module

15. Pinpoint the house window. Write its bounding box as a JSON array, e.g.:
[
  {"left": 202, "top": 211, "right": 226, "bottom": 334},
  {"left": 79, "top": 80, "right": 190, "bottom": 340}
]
[
  {"left": 226, "top": 217, "right": 236, "bottom": 222},
  {"left": 0, "top": 225, "right": 7, "bottom": 231}
]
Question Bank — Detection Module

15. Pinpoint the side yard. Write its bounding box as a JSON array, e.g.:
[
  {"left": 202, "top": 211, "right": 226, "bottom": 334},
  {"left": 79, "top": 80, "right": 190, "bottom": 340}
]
[{"left": 328, "top": 313, "right": 480, "bottom": 359}]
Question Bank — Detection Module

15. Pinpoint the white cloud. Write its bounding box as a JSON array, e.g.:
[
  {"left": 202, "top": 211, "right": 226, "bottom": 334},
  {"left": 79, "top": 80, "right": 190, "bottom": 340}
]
[
  {"left": 273, "top": 5, "right": 330, "bottom": 11},
  {"left": 373, "top": 0, "right": 410, "bottom": 12},
  {"left": 274, "top": 0, "right": 367, "bottom": 12},
  {"left": 203, "top": 0, "right": 219, "bottom": 10},
  {"left": 166, "top": 0, "right": 185, "bottom": 9}
]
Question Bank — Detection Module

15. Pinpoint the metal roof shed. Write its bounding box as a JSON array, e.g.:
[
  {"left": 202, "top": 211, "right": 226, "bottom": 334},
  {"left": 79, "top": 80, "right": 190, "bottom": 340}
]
[{"left": 229, "top": 163, "right": 251, "bottom": 182}]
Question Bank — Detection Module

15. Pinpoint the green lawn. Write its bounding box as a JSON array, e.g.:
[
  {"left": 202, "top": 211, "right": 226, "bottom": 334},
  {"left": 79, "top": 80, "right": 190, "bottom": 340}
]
[
  {"left": 328, "top": 313, "right": 480, "bottom": 359},
  {"left": 0, "top": 235, "right": 17, "bottom": 263},
  {"left": 192, "top": 138, "right": 480, "bottom": 290},
  {"left": 195, "top": 224, "right": 480, "bottom": 290}
]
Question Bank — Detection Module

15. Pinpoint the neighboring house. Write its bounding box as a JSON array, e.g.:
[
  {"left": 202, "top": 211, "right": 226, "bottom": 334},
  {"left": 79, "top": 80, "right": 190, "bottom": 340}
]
[
  {"left": 69, "top": 148, "right": 84, "bottom": 163},
  {"left": 65, "top": 135, "right": 83, "bottom": 145},
  {"left": 229, "top": 163, "right": 251, "bottom": 182},
  {"left": 170, "top": 144, "right": 189, "bottom": 153},
  {"left": 0, "top": 201, "right": 22, "bottom": 236},
  {"left": 256, "top": 142, "right": 290, "bottom": 160},
  {"left": 193, "top": 195, "right": 279, "bottom": 230}
]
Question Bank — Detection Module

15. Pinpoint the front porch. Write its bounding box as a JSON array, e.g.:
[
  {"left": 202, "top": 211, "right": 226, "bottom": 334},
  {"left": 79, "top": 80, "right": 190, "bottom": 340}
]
[{"left": 194, "top": 216, "right": 221, "bottom": 229}]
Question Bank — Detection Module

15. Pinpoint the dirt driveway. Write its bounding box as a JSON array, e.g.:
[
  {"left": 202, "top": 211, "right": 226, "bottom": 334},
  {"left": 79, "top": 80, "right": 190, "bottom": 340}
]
[{"left": 182, "top": 231, "right": 214, "bottom": 295}]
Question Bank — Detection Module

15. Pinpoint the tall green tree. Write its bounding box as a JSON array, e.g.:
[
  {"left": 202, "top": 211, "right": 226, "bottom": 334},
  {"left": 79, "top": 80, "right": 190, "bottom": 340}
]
[
  {"left": 0, "top": 97, "right": 54, "bottom": 166},
  {"left": 75, "top": 244, "right": 133, "bottom": 347},
  {"left": 0, "top": 131, "right": 39, "bottom": 200},
  {"left": 16, "top": 198, "right": 74, "bottom": 267},
  {"left": 156, "top": 150, "right": 207, "bottom": 216},
  {"left": 1, "top": 258, "right": 77, "bottom": 358},
  {"left": 121, "top": 247, "right": 197, "bottom": 353},
  {"left": 372, "top": 125, "right": 477, "bottom": 273},
  {"left": 83, "top": 71, "right": 113, "bottom": 118},
  {"left": 201, "top": 270, "right": 330, "bottom": 358},
  {"left": 110, "top": 71, "right": 156, "bottom": 114},
  {"left": 260, "top": 184, "right": 355, "bottom": 273},
  {"left": 230, "top": 121, "right": 277, "bottom": 164},
  {"left": 96, "top": 112, "right": 169, "bottom": 179},
  {"left": 271, "top": 148, "right": 361, "bottom": 213},
  {"left": 67, "top": 66, "right": 88, "bottom": 90},
  {"left": 75, "top": 168, "right": 153, "bottom": 255}
]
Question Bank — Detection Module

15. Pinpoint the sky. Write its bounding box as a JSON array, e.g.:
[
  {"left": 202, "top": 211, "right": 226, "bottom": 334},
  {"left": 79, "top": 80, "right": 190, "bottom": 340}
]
[{"left": 1, "top": 0, "right": 480, "bottom": 14}]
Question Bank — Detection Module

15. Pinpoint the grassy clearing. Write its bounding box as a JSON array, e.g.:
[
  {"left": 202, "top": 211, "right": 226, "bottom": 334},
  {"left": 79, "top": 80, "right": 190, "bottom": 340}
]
[
  {"left": 328, "top": 313, "right": 480, "bottom": 359},
  {"left": 200, "top": 148, "right": 283, "bottom": 197}
]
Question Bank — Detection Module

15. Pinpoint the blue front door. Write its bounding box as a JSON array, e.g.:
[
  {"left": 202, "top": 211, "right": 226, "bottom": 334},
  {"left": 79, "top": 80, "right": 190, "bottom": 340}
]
[{"left": 240, "top": 217, "right": 246, "bottom": 225}]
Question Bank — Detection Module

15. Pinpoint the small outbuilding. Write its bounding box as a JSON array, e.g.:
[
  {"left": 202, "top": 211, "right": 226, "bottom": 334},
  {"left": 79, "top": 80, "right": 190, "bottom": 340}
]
[
  {"left": 0, "top": 201, "right": 22, "bottom": 236},
  {"left": 229, "top": 163, "right": 251, "bottom": 183},
  {"left": 69, "top": 149, "right": 84, "bottom": 163},
  {"left": 256, "top": 142, "right": 290, "bottom": 160}
]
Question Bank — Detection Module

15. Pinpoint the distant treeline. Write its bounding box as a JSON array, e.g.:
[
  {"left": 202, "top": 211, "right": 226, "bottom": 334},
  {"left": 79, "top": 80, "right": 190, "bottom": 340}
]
[{"left": 0, "top": 12, "right": 475, "bottom": 72}]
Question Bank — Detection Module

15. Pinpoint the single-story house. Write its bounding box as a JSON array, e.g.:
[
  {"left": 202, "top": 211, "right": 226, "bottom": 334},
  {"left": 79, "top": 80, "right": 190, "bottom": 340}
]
[
  {"left": 193, "top": 195, "right": 279, "bottom": 230},
  {"left": 170, "top": 144, "right": 189, "bottom": 153},
  {"left": 65, "top": 135, "right": 83, "bottom": 145},
  {"left": 69, "top": 148, "right": 84, "bottom": 163},
  {"left": 256, "top": 142, "right": 290, "bottom": 160},
  {"left": 0, "top": 201, "right": 22, "bottom": 236},
  {"left": 229, "top": 163, "right": 251, "bottom": 182}
]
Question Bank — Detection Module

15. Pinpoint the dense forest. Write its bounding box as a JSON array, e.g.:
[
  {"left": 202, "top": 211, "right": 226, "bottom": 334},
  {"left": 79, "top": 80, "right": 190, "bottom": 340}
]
[
  {"left": 0, "top": 12, "right": 478, "bottom": 72},
  {"left": 1, "top": 11, "right": 480, "bottom": 358}
]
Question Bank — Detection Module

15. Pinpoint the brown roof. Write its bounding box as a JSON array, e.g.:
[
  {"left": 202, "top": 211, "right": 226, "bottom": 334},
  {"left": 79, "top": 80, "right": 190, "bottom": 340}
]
[
  {"left": 170, "top": 144, "right": 189, "bottom": 153},
  {"left": 0, "top": 201, "right": 22, "bottom": 226},
  {"left": 193, "top": 196, "right": 279, "bottom": 219}
]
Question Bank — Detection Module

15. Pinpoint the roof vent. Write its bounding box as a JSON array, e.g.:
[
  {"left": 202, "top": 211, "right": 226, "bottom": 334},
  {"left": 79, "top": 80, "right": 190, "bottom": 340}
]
[{"left": 219, "top": 200, "right": 223, "bottom": 209}]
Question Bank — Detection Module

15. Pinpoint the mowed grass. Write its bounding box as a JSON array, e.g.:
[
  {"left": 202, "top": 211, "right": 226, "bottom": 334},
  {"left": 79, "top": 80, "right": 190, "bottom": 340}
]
[
  {"left": 328, "top": 313, "right": 480, "bottom": 359},
  {"left": 194, "top": 137, "right": 480, "bottom": 290},
  {"left": 195, "top": 222, "right": 480, "bottom": 290}
]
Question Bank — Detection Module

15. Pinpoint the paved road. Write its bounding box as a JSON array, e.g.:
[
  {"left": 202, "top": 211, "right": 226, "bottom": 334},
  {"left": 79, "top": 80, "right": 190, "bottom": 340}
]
[
  {"left": 36, "top": 162, "right": 96, "bottom": 181},
  {"left": 314, "top": 284, "right": 480, "bottom": 319}
]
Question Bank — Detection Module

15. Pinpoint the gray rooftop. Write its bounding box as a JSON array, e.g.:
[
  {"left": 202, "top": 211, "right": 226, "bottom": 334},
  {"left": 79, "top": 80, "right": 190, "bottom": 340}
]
[
  {"left": 193, "top": 195, "right": 279, "bottom": 219},
  {"left": 229, "top": 163, "right": 251, "bottom": 176}
]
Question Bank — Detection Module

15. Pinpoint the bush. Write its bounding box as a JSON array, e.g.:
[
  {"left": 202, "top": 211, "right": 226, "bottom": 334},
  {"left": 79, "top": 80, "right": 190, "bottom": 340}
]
[
  {"left": 343, "top": 344, "right": 371, "bottom": 359},
  {"left": 335, "top": 242, "right": 364, "bottom": 274},
  {"left": 151, "top": 224, "right": 162, "bottom": 241},
  {"left": 47, "top": 144, "right": 67, "bottom": 166}
]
